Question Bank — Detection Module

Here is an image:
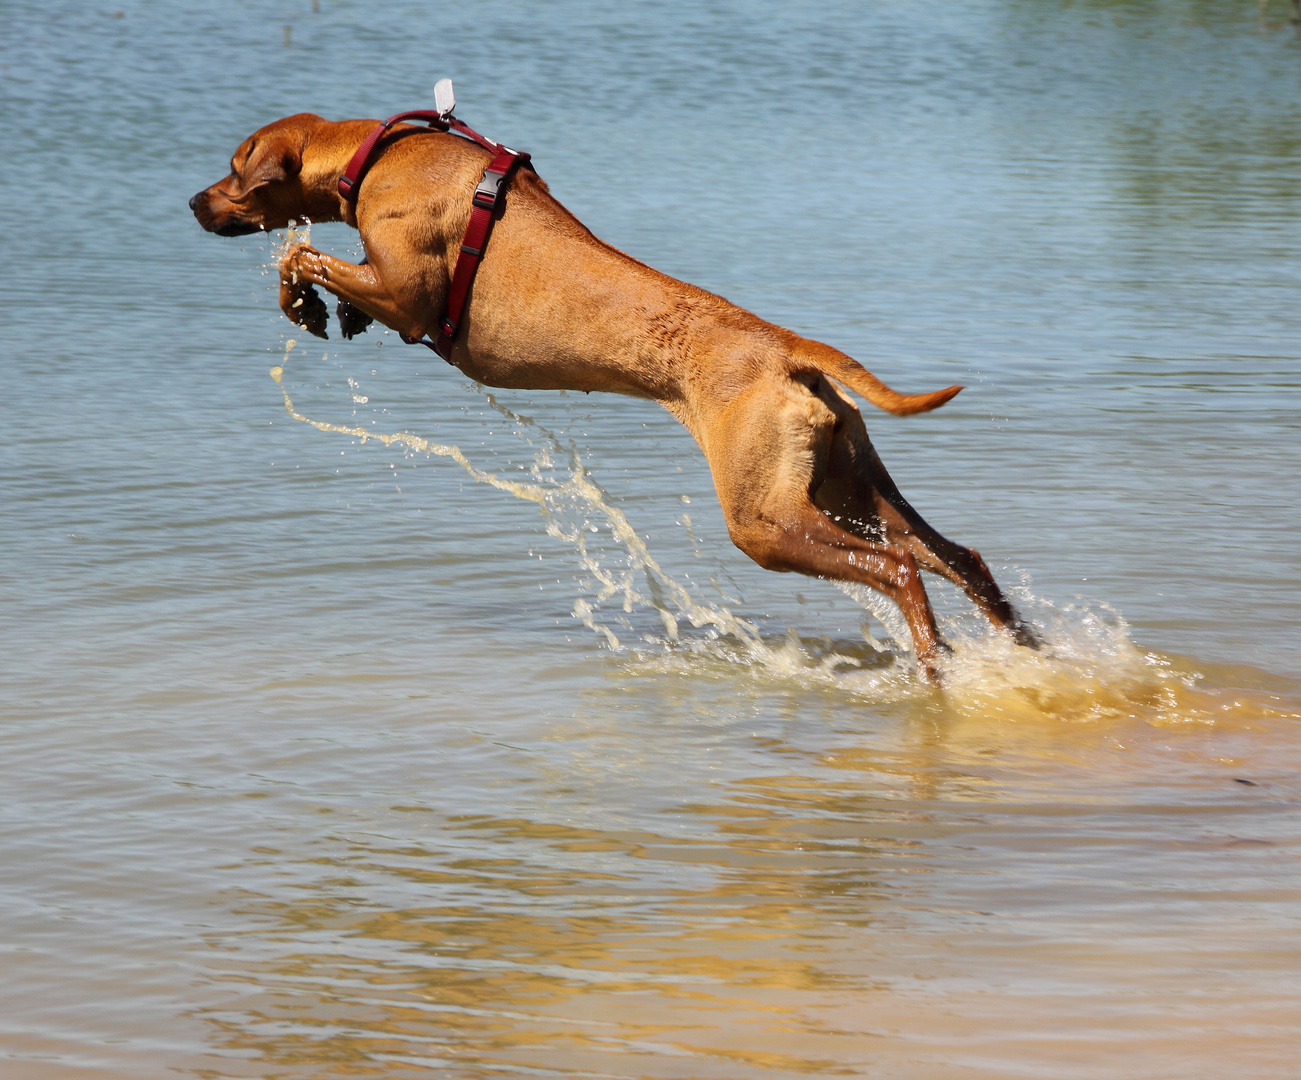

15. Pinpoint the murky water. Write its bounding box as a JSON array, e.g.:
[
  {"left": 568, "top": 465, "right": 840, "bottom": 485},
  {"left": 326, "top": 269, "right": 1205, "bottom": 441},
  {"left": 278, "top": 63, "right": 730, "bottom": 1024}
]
[{"left": 3, "top": 1, "right": 1301, "bottom": 1077}]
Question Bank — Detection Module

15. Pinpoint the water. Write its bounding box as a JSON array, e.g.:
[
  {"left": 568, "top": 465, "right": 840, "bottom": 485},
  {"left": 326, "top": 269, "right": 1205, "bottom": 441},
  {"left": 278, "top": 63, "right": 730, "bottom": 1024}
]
[{"left": 3, "top": 1, "right": 1301, "bottom": 1076}]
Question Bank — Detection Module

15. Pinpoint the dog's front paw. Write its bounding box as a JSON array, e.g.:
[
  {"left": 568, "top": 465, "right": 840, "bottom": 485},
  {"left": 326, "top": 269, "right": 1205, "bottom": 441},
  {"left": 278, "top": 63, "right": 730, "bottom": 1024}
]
[
  {"left": 337, "top": 299, "right": 373, "bottom": 340},
  {"left": 280, "top": 279, "right": 329, "bottom": 339}
]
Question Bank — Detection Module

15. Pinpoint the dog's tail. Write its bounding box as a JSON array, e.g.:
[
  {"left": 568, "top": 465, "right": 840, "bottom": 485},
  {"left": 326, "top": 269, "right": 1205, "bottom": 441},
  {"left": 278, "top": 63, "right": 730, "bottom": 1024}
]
[{"left": 798, "top": 340, "right": 962, "bottom": 416}]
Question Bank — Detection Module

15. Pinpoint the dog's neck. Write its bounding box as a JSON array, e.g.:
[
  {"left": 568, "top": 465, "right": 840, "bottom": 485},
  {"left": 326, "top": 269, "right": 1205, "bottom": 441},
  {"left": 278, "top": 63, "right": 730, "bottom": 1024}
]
[{"left": 298, "top": 121, "right": 386, "bottom": 226}]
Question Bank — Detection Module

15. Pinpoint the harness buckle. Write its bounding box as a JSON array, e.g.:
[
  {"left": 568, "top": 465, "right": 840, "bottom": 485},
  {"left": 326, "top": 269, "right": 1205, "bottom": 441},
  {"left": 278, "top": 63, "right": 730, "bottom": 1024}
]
[
  {"left": 472, "top": 169, "right": 507, "bottom": 210},
  {"left": 438, "top": 317, "right": 457, "bottom": 338}
]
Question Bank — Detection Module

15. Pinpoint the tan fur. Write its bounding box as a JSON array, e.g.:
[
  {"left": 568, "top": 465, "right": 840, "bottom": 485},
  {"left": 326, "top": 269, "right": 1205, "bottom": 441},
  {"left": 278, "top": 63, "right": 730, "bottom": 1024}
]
[{"left": 191, "top": 114, "right": 1037, "bottom": 681}]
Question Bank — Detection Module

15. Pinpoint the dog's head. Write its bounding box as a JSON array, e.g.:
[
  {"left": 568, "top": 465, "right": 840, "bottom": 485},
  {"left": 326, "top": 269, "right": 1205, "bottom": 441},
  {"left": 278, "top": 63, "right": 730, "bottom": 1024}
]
[{"left": 190, "top": 113, "right": 327, "bottom": 236}]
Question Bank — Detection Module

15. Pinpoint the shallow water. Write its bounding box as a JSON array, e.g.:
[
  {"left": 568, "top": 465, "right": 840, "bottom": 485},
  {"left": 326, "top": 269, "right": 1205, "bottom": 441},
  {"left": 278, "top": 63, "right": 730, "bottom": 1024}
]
[{"left": 3, "top": 1, "right": 1301, "bottom": 1077}]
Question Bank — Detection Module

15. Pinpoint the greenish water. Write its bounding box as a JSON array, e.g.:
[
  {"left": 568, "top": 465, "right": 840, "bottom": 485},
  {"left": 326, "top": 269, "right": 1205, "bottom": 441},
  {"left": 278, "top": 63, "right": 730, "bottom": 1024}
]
[{"left": 2, "top": 2, "right": 1300, "bottom": 1077}]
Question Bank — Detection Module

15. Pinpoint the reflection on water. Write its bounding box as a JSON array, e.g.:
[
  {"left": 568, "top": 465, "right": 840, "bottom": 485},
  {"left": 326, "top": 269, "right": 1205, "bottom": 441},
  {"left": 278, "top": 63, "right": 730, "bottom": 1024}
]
[
  {"left": 194, "top": 663, "right": 1301, "bottom": 1078},
  {"left": 207, "top": 824, "right": 875, "bottom": 1076}
]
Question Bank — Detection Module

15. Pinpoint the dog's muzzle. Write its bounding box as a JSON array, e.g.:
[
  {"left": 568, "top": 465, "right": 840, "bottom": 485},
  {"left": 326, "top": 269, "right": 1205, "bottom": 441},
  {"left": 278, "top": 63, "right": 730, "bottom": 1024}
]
[{"left": 189, "top": 191, "right": 262, "bottom": 236}]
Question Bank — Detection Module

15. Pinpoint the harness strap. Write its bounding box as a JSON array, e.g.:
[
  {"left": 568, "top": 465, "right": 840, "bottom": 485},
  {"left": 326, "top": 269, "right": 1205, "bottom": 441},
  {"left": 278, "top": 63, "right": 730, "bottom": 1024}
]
[
  {"left": 447, "top": 117, "right": 510, "bottom": 154},
  {"left": 430, "top": 145, "right": 529, "bottom": 359},
  {"left": 337, "top": 110, "right": 449, "bottom": 201},
  {"left": 336, "top": 110, "right": 530, "bottom": 362}
]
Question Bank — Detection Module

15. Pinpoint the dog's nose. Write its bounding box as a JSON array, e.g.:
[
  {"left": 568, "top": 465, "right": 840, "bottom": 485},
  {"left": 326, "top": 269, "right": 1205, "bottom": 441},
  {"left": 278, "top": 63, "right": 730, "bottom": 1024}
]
[{"left": 188, "top": 192, "right": 201, "bottom": 211}]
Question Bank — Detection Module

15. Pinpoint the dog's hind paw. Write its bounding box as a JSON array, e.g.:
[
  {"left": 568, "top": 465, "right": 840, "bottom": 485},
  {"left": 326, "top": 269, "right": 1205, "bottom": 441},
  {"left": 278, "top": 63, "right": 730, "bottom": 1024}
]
[
  {"left": 1011, "top": 619, "right": 1042, "bottom": 651},
  {"left": 337, "top": 299, "right": 373, "bottom": 340}
]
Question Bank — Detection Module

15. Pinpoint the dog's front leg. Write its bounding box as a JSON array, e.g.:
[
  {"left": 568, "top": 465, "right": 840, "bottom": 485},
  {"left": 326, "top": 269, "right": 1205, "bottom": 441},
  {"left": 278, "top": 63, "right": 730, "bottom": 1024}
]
[
  {"left": 336, "top": 258, "right": 373, "bottom": 340},
  {"left": 279, "top": 244, "right": 428, "bottom": 341}
]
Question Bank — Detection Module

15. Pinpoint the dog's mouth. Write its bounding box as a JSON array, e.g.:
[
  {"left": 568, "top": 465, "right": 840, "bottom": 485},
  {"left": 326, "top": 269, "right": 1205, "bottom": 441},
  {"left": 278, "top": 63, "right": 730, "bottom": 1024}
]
[{"left": 212, "top": 219, "right": 264, "bottom": 237}]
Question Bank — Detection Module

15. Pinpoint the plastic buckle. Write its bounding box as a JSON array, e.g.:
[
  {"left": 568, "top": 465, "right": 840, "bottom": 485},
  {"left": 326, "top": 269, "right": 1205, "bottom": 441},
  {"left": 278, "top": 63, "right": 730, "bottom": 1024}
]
[
  {"left": 438, "top": 317, "right": 457, "bottom": 338},
  {"left": 472, "top": 170, "right": 506, "bottom": 210}
]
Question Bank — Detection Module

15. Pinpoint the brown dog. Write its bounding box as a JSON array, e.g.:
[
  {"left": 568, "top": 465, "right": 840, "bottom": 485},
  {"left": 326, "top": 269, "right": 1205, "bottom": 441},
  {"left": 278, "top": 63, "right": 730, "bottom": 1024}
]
[{"left": 190, "top": 112, "right": 1038, "bottom": 680}]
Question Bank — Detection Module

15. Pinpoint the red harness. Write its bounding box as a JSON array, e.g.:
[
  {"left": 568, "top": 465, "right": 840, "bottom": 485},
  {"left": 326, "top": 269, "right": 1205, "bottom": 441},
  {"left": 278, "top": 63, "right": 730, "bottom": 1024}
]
[{"left": 337, "top": 110, "right": 531, "bottom": 361}]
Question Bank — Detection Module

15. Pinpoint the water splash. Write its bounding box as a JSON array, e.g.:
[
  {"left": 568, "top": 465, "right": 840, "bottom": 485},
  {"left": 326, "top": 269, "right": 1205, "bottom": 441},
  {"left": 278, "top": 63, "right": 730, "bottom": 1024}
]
[
  {"left": 933, "top": 588, "right": 1179, "bottom": 722},
  {"left": 268, "top": 339, "right": 1230, "bottom": 721},
  {"left": 271, "top": 340, "right": 760, "bottom": 655},
  {"left": 269, "top": 219, "right": 311, "bottom": 268}
]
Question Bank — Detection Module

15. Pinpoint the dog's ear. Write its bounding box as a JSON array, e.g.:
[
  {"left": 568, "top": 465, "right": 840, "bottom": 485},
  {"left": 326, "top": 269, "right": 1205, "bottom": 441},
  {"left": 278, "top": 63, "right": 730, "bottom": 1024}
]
[
  {"left": 280, "top": 145, "right": 304, "bottom": 178},
  {"left": 270, "top": 113, "right": 325, "bottom": 180}
]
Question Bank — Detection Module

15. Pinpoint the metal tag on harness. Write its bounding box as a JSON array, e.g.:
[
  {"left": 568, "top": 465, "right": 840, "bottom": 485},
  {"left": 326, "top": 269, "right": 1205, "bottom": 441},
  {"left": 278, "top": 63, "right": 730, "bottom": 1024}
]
[{"left": 434, "top": 78, "right": 456, "bottom": 119}]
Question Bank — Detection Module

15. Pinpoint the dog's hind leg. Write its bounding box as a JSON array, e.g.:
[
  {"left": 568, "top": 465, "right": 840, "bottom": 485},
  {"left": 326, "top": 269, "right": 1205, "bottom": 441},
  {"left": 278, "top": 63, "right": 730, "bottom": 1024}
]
[
  {"left": 810, "top": 377, "right": 1039, "bottom": 649},
  {"left": 700, "top": 378, "right": 952, "bottom": 681},
  {"left": 728, "top": 502, "right": 953, "bottom": 682},
  {"left": 868, "top": 455, "right": 1039, "bottom": 648}
]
